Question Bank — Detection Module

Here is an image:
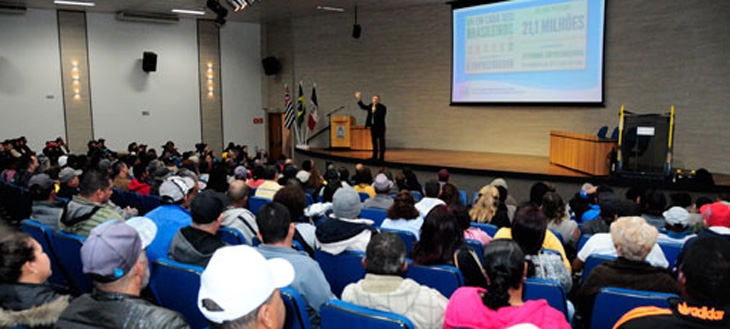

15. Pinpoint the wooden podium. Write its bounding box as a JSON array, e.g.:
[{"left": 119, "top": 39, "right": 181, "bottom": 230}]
[
  {"left": 330, "top": 116, "right": 372, "bottom": 150},
  {"left": 549, "top": 131, "right": 617, "bottom": 176}
]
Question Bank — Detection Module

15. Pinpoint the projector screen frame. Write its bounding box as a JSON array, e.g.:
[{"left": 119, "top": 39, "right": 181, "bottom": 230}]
[{"left": 449, "top": 0, "right": 607, "bottom": 107}]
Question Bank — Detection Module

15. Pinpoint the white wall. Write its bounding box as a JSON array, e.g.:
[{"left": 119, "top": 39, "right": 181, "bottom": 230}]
[
  {"left": 0, "top": 9, "right": 65, "bottom": 150},
  {"left": 86, "top": 13, "right": 201, "bottom": 153},
  {"left": 220, "top": 22, "right": 264, "bottom": 151}
]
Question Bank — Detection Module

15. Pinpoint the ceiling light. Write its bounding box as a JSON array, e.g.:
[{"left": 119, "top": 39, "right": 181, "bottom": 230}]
[
  {"left": 316, "top": 6, "right": 345, "bottom": 12},
  {"left": 53, "top": 0, "right": 96, "bottom": 7},
  {"left": 171, "top": 9, "right": 206, "bottom": 15}
]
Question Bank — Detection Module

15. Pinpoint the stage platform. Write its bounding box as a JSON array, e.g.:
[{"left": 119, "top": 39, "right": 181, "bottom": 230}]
[{"left": 296, "top": 147, "right": 730, "bottom": 193}]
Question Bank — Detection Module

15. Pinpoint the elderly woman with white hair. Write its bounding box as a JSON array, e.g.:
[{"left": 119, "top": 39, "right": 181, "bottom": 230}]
[{"left": 574, "top": 216, "right": 680, "bottom": 328}]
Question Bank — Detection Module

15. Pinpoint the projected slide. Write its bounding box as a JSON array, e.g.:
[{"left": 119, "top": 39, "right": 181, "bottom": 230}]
[{"left": 452, "top": 0, "right": 605, "bottom": 104}]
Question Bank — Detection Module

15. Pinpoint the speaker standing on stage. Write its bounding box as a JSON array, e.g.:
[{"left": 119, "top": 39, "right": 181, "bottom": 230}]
[{"left": 355, "top": 91, "right": 386, "bottom": 162}]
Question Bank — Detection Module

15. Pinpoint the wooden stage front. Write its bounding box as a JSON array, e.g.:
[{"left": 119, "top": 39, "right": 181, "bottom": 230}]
[{"left": 296, "top": 147, "right": 730, "bottom": 192}]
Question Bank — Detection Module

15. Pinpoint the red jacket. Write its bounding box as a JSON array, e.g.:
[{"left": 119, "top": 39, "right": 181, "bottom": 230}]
[{"left": 128, "top": 178, "right": 151, "bottom": 196}]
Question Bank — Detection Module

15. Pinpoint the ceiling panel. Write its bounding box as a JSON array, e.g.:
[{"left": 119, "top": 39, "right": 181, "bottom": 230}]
[{"left": 6, "top": 0, "right": 447, "bottom": 23}]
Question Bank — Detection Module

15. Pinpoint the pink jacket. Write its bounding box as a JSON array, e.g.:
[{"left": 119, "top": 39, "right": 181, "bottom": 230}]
[{"left": 444, "top": 287, "right": 570, "bottom": 329}]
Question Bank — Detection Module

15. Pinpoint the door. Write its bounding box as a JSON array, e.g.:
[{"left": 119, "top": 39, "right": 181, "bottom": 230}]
[{"left": 267, "top": 113, "right": 287, "bottom": 160}]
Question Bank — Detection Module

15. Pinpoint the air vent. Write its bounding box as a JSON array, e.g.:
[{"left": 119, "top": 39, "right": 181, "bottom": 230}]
[{"left": 116, "top": 11, "right": 180, "bottom": 24}]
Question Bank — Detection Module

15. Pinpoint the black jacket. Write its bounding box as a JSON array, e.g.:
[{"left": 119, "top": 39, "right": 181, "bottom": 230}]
[
  {"left": 357, "top": 101, "right": 387, "bottom": 134},
  {"left": 0, "top": 283, "right": 70, "bottom": 328},
  {"left": 56, "top": 290, "right": 189, "bottom": 329}
]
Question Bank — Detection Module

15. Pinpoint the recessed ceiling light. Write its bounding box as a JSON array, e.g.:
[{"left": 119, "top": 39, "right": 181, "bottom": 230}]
[
  {"left": 54, "top": 0, "right": 96, "bottom": 7},
  {"left": 171, "top": 9, "right": 206, "bottom": 15},
  {"left": 317, "top": 5, "right": 345, "bottom": 12}
]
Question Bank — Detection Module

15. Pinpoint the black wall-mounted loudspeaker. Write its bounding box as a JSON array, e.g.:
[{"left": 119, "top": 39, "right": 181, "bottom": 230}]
[
  {"left": 142, "top": 52, "right": 157, "bottom": 72},
  {"left": 352, "top": 24, "right": 361, "bottom": 39},
  {"left": 262, "top": 56, "right": 281, "bottom": 76}
]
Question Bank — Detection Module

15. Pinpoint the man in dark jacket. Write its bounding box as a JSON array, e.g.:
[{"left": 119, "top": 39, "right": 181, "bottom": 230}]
[
  {"left": 168, "top": 191, "right": 227, "bottom": 268},
  {"left": 57, "top": 220, "right": 189, "bottom": 329},
  {"left": 615, "top": 236, "right": 730, "bottom": 329},
  {"left": 355, "top": 91, "right": 387, "bottom": 162},
  {"left": 28, "top": 173, "right": 65, "bottom": 229}
]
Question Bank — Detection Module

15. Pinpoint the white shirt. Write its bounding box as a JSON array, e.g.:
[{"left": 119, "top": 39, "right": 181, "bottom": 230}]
[
  {"left": 577, "top": 233, "right": 669, "bottom": 268},
  {"left": 414, "top": 197, "right": 445, "bottom": 218},
  {"left": 381, "top": 217, "right": 424, "bottom": 241}
]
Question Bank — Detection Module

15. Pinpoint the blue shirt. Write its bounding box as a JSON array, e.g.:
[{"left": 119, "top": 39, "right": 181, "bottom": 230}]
[
  {"left": 256, "top": 244, "right": 335, "bottom": 326},
  {"left": 145, "top": 204, "right": 191, "bottom": 264}
]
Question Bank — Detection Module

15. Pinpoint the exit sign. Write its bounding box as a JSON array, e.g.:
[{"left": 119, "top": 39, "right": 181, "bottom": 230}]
[{"left": 253, "top": 118, "right": 264, "bottom": 124}]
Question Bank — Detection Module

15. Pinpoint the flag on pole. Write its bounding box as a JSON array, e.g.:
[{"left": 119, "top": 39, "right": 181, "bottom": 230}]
[
  {"left": 284, "top": 85, "right": 295, "bottom": 129},
  {"left": 296, "top": 82, "right": 306, "bottom": 128},
  {"left": 308, "top": 85, "right": 319, "bottom": 131}
]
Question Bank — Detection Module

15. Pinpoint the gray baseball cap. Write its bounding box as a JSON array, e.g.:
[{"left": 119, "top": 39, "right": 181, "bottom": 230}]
[
  {"left": 59, "top": 167, "right": 83, "bottom": 183},
  {"left": 81, "top": 220, "right": 144, "bottom": 283}
]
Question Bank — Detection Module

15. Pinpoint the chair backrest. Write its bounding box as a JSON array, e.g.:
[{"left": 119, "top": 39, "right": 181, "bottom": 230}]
[
  {"left": 358, "top": 192, "right": 370, "bottom": 202},
  {"left": 379, "top": 227, "right": 417, "bottom": 255},
  {"left": 360, "top": 208, "right": 388, "bottom": 227},
  {"left": 50, "top": 230, "right": 92, "bottom": 294},
  {"left": 320, "top": 299, "right": 415, "bottom": 329},
  {"left": 139, "top": 194, "right": 162, "bottom": 215},
  {"left": 582, "top": 254, "right": 616, "bottom": 283},
  {"left": 657, "top": 241, "right": 683, "bottom": 269},
  {"left": 472, "top": 191, "right": 480, "bottom": 205},
  {"left": 409, "top": 191, "right": 423, "bottom": 202},
  {"left": 314, "top": 250, "right": 366, "bottom": 298},
  {"left": 280, "top": 287, "right": 314, "bottom": 329},
  {"left": 305, "top": 193, "right": 314, "bottom": 206},
  {"left": 20, "top": 219, "right": 68, "bottom": 289},
  {"left": 150, "top": 258, "right": 208, "bottom": 329},
  {"left": 578, "top": 234, "right": 592, "bottom": 253},
  {"left": 597, "top": 125, "right": 609, "bottom": 138},
  {"left": 589, "top": 287, "right": 678, "bottom": 329},
  {"left": 405, "top": 264, "right": 464, "bottom": 298},
  {"left": 470, "top": 222, "right": 498, "bottom": 238},
  {"left": 248, "top": 196, "right": 271, "bottom": 215},
  {"left": 217, "top": 227, "right": 247, "bottom": 245},
  {"left": 524, "top": 278, "right": 568, "bottom": 319},
  {"left": 458, "top": 189, "right": 468, "bottom": 206},
  {"left": 464, "top": 239, "right": 485, "bottom": 262},
  {"left": 610, "top": 126, "right": 619, "bottom": 140}
]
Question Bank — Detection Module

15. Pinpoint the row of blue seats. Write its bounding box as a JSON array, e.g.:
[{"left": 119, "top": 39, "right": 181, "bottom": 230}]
[{"left": 577, "top": 234, "right": 685, "bottom": 271}]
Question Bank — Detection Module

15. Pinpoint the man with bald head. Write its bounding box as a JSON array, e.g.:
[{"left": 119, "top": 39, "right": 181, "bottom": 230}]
[{"left": 221, "top": 179, "right": 258, "bottom": 245}]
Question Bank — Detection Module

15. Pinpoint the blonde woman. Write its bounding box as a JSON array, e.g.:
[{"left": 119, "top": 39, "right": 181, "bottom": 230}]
[{"left": 470, "top": 185, "right": 510, "bottom": 227}]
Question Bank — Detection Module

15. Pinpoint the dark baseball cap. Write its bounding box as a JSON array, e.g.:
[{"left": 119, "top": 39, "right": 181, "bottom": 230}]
[{"left": 191, "top": 191, "right": 227, "bottom": 224}]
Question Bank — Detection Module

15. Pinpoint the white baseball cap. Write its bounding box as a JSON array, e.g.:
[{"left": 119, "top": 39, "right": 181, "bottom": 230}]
[
  {"left": 198, "top": 245, "right": 294, "bottom": 324},
  {"left": 663, "top": 206, "right": 690, "bottom": 227}
]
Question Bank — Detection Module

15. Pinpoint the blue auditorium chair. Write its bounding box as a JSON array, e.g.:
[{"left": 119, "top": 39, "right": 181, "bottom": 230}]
[
  {"left": 577, "top": 234, "right": 592, "bottom": 252},
  {"left": 524, "top": 278, "right": 568, "bottom": 319},
  {"left": 150, "top": 258, "right": 208, "bottom": 329},
  {"left": 405, "top": 264, "right": 464, "bottom": 298},
  {"left": 657, "top": 240, "right": 683, "bottom": 269},
  {"left": 320, "top": 299, "right": 415, "bottom": 329},
  {"left": 217, "top": 226, "right": 247, "bottom": 245},
  {"left": 596, "top": 126, "right": 609, "bottom": 138},
  {"left": 378, "top": 227, "right": 418, "bottom": 255},
  {"left": 248, "top": 196, "right": 271, "bottom": 215},
  {"left": 409, "top": 191, "right": 423, "bottom": 202},
  {"left": 581, "top": 254, "right": 616, "bottom": 283},
  {"left": 470, "top": 222, "right": 498, "bottom": 238},
  {"left": 589, "top": 287, "right": 678, "bottom": 329},
  {"left": 358, "top": 192, "right": 370, "bottom": 202},
  {"left": 359, "top": 207, "right": 388, "bottom": 227},
  {"left": 464, "top": 239, "right": 485, "bottom": 262},
  {"left": 314, "top": 250, "right": 366, "bottom": 298},
  {"left": 50, "top": 230, "right": 92, "bottom": 294},
  {"left": 459, "top": 189, "right": 468, "bottom": 206},
  {"left": 280, "top": 287, "right": 314, "bottom": 329}
]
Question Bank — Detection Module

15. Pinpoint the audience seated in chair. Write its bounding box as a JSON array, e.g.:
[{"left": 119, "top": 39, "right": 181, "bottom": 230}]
[
  {"left": 59, "top": 170, "right": 124, "bottom": 237},
  {"left": 0, "top": 233, "right": 70, "bottom": 329},
  {"left": 28, "top": 173, "right": 65, "bottom": 230},
  {"left": 56, "top": 167, "right": 82, "bottom": 199},
  {"left": 255, "top": 202, "right": 334, "bottom": 328},
  {"left": 343, "top": 231, "right": 448, "bottom": 329},
  {"left": 112, "top": 161, "right": 131, "bottom": 191},
  {"left": 254, "top": 165, "right": 282, "bottom": 199},
  {"left": 198, "top": 245, "right": 294, "bottom": 329},
  {"left": 676, "top": 201, "right": 730, "bottom": 266},
  {"left": 220, "top": 179, "right": 258, "bottom": 245},
  {"left": 453, "top": 205, "right": 490, "bottom": 246},
  {"left": 128, "top": 163, "right": 151, "bottom": 196},
  {"left": 273, "top": 186, "right": 318, "bottom": 256},
  {"left": 145, "top": 175, "right": 197, "bottom": 264},
  {"left": 169, "top": 191, "right": 227, "bottom": 268},
  {"left": 574, "top": 216, "right": 680, "bottom": 328},
  {"left": 415, "top": 180, "right": 445, "bottom": 218},
  {"left": 492, "top": 210, "right": 571, "bottom": 272},
  {"left": 658, "top": 206, "right": 696, "bottom": 244},
  {"left": 542, "top": 192, "right": 579, "bottom": 249},
  {"left": 381, "top": 191, "right": 423, "bottom": 240},
  {"left": 57, "top": 220, "right": 189, "bottom": 329},
  {"left": 444, "top": 240, "right": 570, "bottom": 329},
  {"left": 315, "top": 187, "right": 376, "bottom": 255},
  {"left": 614, "top": 236, "right": 730, "bottom": 329},
  {"left": 362, "top": 173, "right": 394, "bottom": 210},
  {"left": 470, "top": 185, "right": 509, "bottom": 229},
  {"left": 411, "top": 205, "right": 486, "bottom": 288},
  {"left": 352, "top": 165, "right": 375, "bottom": 199}
]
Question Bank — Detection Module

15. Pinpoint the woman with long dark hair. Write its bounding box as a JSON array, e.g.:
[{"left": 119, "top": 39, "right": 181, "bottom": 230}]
[
  {"left": 411, "top": 205, "right": 486, "bottom": 287},
  {"left": 444, "top": 240, "right": 570, "bottom": 329},
  {"left": 0, "top": 233, "right": 70, "bottom": 328}
]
